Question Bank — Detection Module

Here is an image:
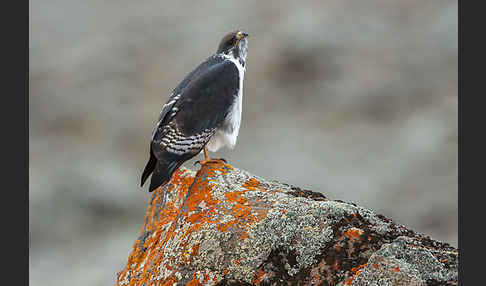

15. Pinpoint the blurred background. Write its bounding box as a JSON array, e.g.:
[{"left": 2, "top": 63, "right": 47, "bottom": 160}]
[{"left": 29, "top": 0, "right": 457, "bottom": 285}]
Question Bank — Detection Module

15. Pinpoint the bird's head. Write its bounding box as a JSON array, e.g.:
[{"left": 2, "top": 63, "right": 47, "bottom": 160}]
[{"left": 216, "top": 30, "right": 249, "bottom": 62}]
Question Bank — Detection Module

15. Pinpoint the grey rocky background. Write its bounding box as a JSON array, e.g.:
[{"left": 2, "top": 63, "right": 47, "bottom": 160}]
[{"left": 29, "top": 1, "right": 457, "bottom": 285}]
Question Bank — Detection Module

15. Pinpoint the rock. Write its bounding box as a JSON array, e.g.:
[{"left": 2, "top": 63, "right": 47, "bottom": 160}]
[{"left": 116, "top": 162, "right": 458, "bottom": 285}]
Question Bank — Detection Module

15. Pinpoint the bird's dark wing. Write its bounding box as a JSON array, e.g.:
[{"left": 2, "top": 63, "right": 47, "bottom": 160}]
[
  {"left": 141, "top": 55, "right": 240, "bottom": 192},
  {"left": 153, "top": 55, "right": 234, "bottom": 131}
]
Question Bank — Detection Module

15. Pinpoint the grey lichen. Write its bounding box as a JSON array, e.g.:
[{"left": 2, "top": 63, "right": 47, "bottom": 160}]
[
  {"left": 117, "top": 163, "right": 458, "bottom": 286},
  {"left": 350, "top": 236, "right": 457, "bottom": 286}
]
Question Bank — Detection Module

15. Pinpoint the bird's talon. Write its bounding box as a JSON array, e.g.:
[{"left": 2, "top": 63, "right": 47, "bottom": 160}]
[{"left": 196, "top": 158, "right": 226, "bottom": 165}]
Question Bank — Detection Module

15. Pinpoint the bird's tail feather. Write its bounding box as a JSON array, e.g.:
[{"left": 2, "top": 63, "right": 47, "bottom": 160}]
[
  {"left": 148, "top": 159, "right": 182, "bottom": 192},
  {"left": 141, "top": 152, "right": 157, "bottom": 187}
]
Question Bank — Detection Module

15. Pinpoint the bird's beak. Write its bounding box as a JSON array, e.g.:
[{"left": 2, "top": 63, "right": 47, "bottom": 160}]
[
  {"left": 235, "top": 31, "right": 249, "bottom": 46},
  {"left": 236, "top": 31, "right": 249, "bottom": 40}
]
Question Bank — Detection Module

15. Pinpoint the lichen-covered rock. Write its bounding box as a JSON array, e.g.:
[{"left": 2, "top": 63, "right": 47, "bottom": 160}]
[{"left": 117, "top": 162, "right": 458, "bottom": 285}]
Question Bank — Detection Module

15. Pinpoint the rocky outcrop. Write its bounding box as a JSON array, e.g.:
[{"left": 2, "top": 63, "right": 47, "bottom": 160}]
[{"left": 117, "top": 162, "right": 458, "bottom": 285}]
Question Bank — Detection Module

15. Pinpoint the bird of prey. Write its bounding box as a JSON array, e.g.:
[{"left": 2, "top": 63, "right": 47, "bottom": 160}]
[{"left": 141, "top": 30, "right": 249, "bottom": 192}]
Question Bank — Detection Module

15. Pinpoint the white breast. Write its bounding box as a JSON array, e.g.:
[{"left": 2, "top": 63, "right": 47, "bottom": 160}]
[{"left": 206, "top": 56, "right": 245, "bottom": 153}]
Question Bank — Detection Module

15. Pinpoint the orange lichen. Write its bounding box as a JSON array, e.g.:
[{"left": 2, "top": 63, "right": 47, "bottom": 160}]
[
  {"left": 333, "top": 260, "right": 339, "bottom": 271},
  {"left": 215, "top": 219, "right": 235, "bottom": 231},
  {"left": 191, "top": 243, "right": 200, "bottom": 258},
  {"left": 225, "top": 190, "right": 249, "bottom": 205},
  {"left": 159, "top": 276, "right": 178, "bottom": 286},
  {"left": 253, "top": 269, "right": 265, "bottom": 284},
  {"left": 187, "top": 271, "right": 211, "bottom": 286},
  {"left": 345, "top": 263, "right": 367, "bottom": 285},
  {"left": 344, "top": 228, "right": 363, "bottom": 240},
  {"left": 117, "top": 163, "right": 274, "bottom": 285},
  {"left": 116, "top": 162, "right": 271, "bottom": 285},
  {"left": 187, "top": 276, "right": 200, "bottom": 286},
  {"left": 216, "top": 177, "right": 267, "bottom": 239},
  {"left": 202, "top": 272, "right": 210, "bottom": 283},
  {"left": 350, "top": 263, "right": 367, "bottom": 275},
  {"left": 117, "top": 165, "right": 222, "bottom": 285},
  {"left": 242, "top": 178, "right": 260, "bottom": 190},
  {"left": 238, "top": 231, "right": 249, "bottom": 240},
  {"left": 314, "top": 273, "right": 321, "bottom": 284},
  {"left": 373, "top": 263, "right": 378, "bottom": 270},
  {"left": 345, "top": 277, "right": 354, "bottom": 285},
  {"left": 117, "top": 177, "right": 188, "bottom": 284}
]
